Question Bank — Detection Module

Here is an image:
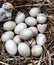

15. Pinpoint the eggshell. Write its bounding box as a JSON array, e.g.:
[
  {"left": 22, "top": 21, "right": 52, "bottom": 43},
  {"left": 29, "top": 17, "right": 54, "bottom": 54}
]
[
  {"left": 37, "top": 24, "right": 47, "bottom": 33},
  {"left": 15, "top": 12, "right": 25, "bottom": 24},
  {"left": 1, "top": 31, "right": 14, "bottom": 42},
  {"left": 36, "top": 34, "right": 46, "bottom": 45},
  {"left": 20, "top": 29, "right": 33, "bottom": 40},
  {"left": 18, "top": 43, "right": 30, "bottom": 57},
  {"left": 5, "top": 40, "right": 17, "bottom": 55},
  {"left": 13, "top": 35, "right": 22, "bottom": 45},
  {"left": 25, "top": 17, "right": 37, "bottom": 26},
  {"left": 29, "top": 27, "right": 38, "bottom": 36},
  {"left": 37, "top": 13, "right": 47, "bottom": 23},
  {"left": 29, "top": 8, "right": 41, "bottom": 17},
  {"left": 31, "top": 45, "right": 43, "bottom": 56},
  {"left": 3, "top": 21, "right": 16, "bottom": 31},
  {"left": 14, "top": 23, "right": 27, "bottom": 34}
]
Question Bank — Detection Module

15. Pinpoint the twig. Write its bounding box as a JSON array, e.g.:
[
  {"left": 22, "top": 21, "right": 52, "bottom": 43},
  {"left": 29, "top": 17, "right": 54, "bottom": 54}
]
[
  {"left": 0, "top": 61, "right": 9, "bottom": 65},
  {"left": 37, "top": 56, "right": 42, "bottom": 65},
  {"left": 43, "top": 45, "right": 51, "bottom": 65},
  {"left": 15, "top": 3, "right": 52, "bottom": 8},
  {"left": 47, "top": 40, "right": 54, "bottom": 48},
  {"left": 50, "top": 53, "right": 54, "bottom": 57}
]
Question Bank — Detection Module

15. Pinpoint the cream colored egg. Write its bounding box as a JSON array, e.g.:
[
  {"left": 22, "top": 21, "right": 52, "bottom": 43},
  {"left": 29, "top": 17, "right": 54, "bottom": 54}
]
[
  {"left": 3, "top": 21, "right": 16, "bottom": 31},
  {"left": 25, "top": 17, "right": 37, "bottom": 26},
  {"left": 31, "top": 45, "right": 43, "bottom": 56},
  {"left": 36, "top": 34, "right": 46, "bottom": 46},
  {"left": 1, "top": 31, "right": 14, "bottom": 42},
  {"left": 20, "top": 29, "right": 33, "bottom": 40},
  {"left": 18, "top": 43, "right": 30, "bottom": 57},
  {"left": 37, "top": 24, "right": 47, "bottom": 33},
  {"left": 14, "top": 23, "right": 27, "bottom": 34},
  {"left": 5, "top": 40, "right": 17, "bottom": 55},
  {"left": 13, "top": 35, "right": 22, "bottom": 45},
  {"left": 15, "top": 12, "right": 25, "bottom": 24},
  {"left": 29, "top": 27, "right": 38, "bottom": 36},
  {"left": 29, "top": 8, "right": 41, "bottom": 17},
  {"left": 37, "top": 13, "right": 47, "bottom": 23}
]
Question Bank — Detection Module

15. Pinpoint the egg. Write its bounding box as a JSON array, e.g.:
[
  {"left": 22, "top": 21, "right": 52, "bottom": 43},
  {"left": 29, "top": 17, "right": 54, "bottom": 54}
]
[
  {"left": 18, "top": 43, "right": 30, "bottom": 57},
  {"left": 37, "top": 13, "right": 47, "bottom": 23},
  {"left": 3, "top": 21, "right": 16, "bottom": 31},
  {"left": 20, "top": 29, "right": 33, "bottom": 40},
  {"left": 36, "top": 34, "right": 46, "bottom": 46},
  {"left": 15, "top": 12, "right": 25, "bottom": 24},
  {"left": 31, "top": 45, "right": 43, "bottom": 56},
  {"left": 29, "top": 8, "right": 41, "bottom": 17},
  {"left": 25, "top": 17, "right": 37, "bottom": 26},
  {"left": 13, "top": 35, "right": 22, "bottom": 45},
  {"left": 5, "top": 40, "right": 17, "bottom": 55},
  {"left": 14, "top": 23, "right": 27, "bottom": 34},
  {"left": 29, "top": 27, "right": 38, "bottom": 36},
  {"left": 1, "top": 31, "right": 14, "bottom": 42},
  {"left": 37, "top": 24, "right": 47, "bottom": 33}
]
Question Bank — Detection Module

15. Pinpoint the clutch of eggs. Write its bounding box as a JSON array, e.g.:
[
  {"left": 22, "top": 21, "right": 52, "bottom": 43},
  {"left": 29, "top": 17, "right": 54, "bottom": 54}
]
[{"left": 1, "top": 7, "right": 47, "bottom": 57}]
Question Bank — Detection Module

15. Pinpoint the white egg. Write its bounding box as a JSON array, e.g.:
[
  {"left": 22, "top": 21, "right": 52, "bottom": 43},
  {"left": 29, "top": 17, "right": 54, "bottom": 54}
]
[
  {"left": 18, "top": 43, "right": 30, "bottom": 57},
  {"left": 3, "top": 21, "right": 16, "bottom": 31},
  {"left": 1, "top": 31, "right": 14, "bottom": 42},
  {"left": 29, "top": 27, "right": 38, "bottom": 36},
  {"left": 29, "top": 8, "right": 41, "bottom": 17},
  {"left": 5, "top": 40, "right": 17, "bottom": 55},
  {"left": 25, "top": 17, "right": 37, "bottom": 26},
  {"left": 37, "top": 24, "right": 47, "bottom": 33},
  {"left": 13, "top": 35, "right": 22, "bottom": 45},
  {"left": 37, "top": 13, "right": 47, "bottom": 23},
  {"left": 31, "top": 45, "right": 43, "bottom": 56},
  {"left": 20, "top": 29, "right": 33, "bottom": 40},
  {"left": 36, "top": 34, "right": 46, "bottom": 46},
  {"left": 14, "top": 23, "right": 27, "bottom": 34},
  {"left": 15, "top": 12, "right": 25, "bottom": 24}
]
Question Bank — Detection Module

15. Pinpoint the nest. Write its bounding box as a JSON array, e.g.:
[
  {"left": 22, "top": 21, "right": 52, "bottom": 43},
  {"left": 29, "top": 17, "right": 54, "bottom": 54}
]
[{"left": 0, "top": 0, "right": 54, "bottom": 65}]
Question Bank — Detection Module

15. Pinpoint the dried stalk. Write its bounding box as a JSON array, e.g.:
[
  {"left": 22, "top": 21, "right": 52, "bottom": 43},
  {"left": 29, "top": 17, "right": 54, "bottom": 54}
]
[
  {"left": 15, "top": 3, "right": 52, "bottom": 8},
  {"left": 43, "top": 45, "right": 51, "bottom": 65},
  {"left": 0, "top": 61, "right": 9, "bottom": 65}
]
